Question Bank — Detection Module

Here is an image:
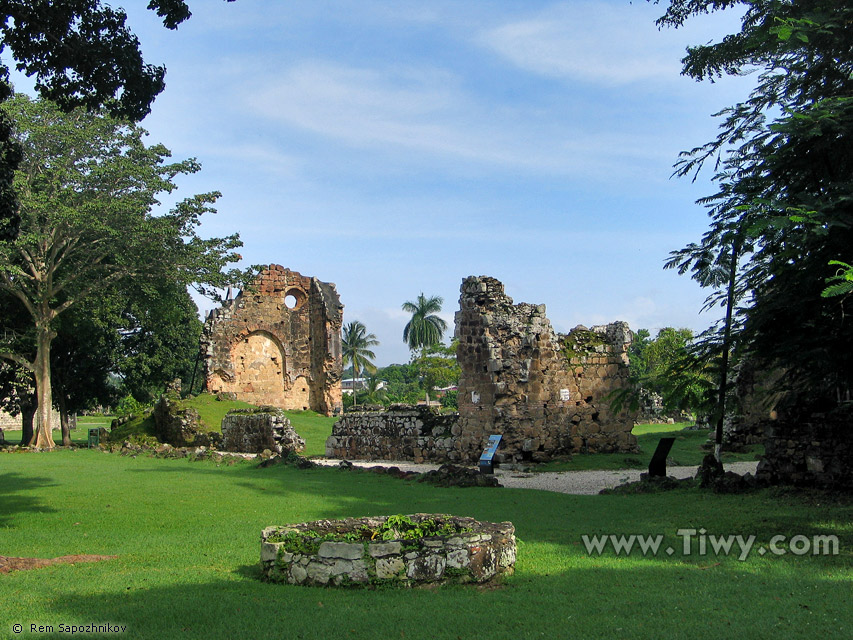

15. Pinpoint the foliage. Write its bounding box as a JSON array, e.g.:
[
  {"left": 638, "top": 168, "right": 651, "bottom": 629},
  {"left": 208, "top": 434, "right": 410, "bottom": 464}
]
[
  {"left": 402, "top": 293, "right": 448, "bottom": 357},
  {"left": 0, "top": 1, "right": 238, "bottom": 240},
  {"left": 360, "top": 374, "right": 388, "bottom": 405},
  {"left": 0, "top": 95, "right": 246, "bottom": 447},
  {"left": 440, "top": 389, "right": 458, "bottom": 410},
  {"left": 115, "top": 395, "right": 144, "bottom": 419},
  {"left": 267, "top": 516, "right": 468, "bottom": 551},
  {"left": 559, "top": 329, "right": 608, "bottom": 360},
  {"left": 657, "top": 0, "right": 853, "bottom": 408},
  {"left": 822, "top": 260, "right": 853, "bottom": 298},
  {"left": 373, "top": 362, "right": 422, "bottom": 404},
  {"left": 612, "top": 328, "right": 714, "bottom": 417},
  {"left": 342, "top": 320, "right": 379, "bottom": 408},
  {"left": 49, "top": 297, "right": 123, "bottom": 422},
  {"left": 117, "top": 280, "right": 205, "bottom": 402},
  {"left": 413, "top": 340, "right": 460, "bottom": 402}
]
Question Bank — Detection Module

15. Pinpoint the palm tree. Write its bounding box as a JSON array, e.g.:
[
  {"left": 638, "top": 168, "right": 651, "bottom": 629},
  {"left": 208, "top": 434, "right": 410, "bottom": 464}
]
[
  {"left": 402, "top": 294, "right": 448, "bottom": 405},
  {"left": 364, "top": 374, "right": 388, "bottom": 405},
  {"left": 402, "top": 293, "right": 447, "bottom": 359},
  {"left": 342, "top": 320, "right": 379, "bottom": 409}
]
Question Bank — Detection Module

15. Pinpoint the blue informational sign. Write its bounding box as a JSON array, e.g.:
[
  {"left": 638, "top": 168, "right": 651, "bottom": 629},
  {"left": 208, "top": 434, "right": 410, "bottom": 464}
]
[{"left": 479, "top": 434, "right": 502, "bottom": 474}]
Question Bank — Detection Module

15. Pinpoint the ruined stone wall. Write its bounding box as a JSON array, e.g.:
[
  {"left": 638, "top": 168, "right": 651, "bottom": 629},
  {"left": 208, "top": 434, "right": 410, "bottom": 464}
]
[
  {"left": 221, "top": 409, "right": 305, "bottom": 454},
  {"left": 0, "top": 406, "right": 59, "bottom": 431},
  {"left": 454, "top": 276, "right": 637, "bottom": 463},
  {"left": 202, "top": 265, "right": 343, "bottom": 416},
  {"left": 755, "top": 408, "right": 853, "bottom": 489},
  {"left": 0, "top": 410, "right": 19, "bottom": 429},
  {"left": 325, "top": 406, "right": 458, "bottom": 463}
]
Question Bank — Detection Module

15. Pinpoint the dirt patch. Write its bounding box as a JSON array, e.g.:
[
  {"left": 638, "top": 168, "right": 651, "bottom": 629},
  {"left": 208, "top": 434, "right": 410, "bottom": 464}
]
[{"left": 0, "top": 554, "right": 116, "bottom": 574}]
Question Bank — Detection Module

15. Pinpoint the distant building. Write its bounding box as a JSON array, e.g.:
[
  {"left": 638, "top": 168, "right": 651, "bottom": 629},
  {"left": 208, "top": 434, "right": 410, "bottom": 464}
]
[{"left": 342, "top": 378, "right": 387, "bottom": 395}]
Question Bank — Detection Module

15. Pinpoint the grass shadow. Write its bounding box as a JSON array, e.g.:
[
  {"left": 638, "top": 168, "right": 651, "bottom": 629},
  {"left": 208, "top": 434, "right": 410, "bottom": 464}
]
[{"left": 0, "top": 471, "right": 57, "bottom": 527}]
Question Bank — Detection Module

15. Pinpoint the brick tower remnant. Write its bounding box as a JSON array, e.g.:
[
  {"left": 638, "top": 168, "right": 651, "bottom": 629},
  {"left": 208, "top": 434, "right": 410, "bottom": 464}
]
[
  {"left": 454, "top": 276, "right": 637, "bottom": 463},
  {"left": 202, "top": 265, "right": 343, "bottom": 416}
]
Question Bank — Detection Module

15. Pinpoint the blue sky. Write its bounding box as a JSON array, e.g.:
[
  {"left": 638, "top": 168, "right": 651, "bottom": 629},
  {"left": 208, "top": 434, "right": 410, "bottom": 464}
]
[{"left": 19, "top": 1, "right": 753, "bottom": 365}]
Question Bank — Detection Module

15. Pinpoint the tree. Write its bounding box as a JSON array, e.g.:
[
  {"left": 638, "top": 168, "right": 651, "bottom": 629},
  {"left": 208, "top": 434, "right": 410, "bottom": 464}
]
[
  {"left": 0, "top": 1, "right": 238, "bottom": 240},
  {"left": 116, "top": 280, "right": 205, "bottom": 402},
  {"left": 0, "top": 95, "right": 243, "bottom": 448},
  {"left": 657, "top": 1, "right": 853, "bottom": 417},
  {"left": 402, "top": 293, "right": 448, "bottom": 359},
  {"left": 615, "top": 327, "right": 714, "bottom": 420},
  {"left": 413, "top": 340, "right": 460, "bottom": 407},
  {"left": 49, "top": 297, "right": 123, "bottom": 445},
  {"left": 341, "top": 320, "right": 379, "bottom": 408}
]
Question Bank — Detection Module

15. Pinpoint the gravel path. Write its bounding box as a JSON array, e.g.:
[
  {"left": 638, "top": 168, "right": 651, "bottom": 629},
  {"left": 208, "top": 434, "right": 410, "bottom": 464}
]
[
  {"left": 316, "top": 458, "right": 759, "bottom": 495},
  {"left": 494, "top": 461, "right": 759, "bottom": 495}
]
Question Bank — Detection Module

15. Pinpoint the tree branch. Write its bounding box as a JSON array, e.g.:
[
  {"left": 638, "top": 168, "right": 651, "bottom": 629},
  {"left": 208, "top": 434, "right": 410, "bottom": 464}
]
[{"left": 0, "top": 352, "right": 35, "bottom": 372}]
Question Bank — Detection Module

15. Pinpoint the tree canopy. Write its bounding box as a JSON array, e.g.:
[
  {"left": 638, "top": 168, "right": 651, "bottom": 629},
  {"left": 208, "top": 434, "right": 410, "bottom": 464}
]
[
  {"left": 0, "top": 95, "right": 244, "bottom": 447},
  {"left": 658, "top": 0, "right": 853, "bottom": 410},
  {"left": 402, "top": 293, "right": 448, "bottom": 357},
  {"left": 0, "top": 1, "right": 237, "bottom": 240},
  {"left": 342, "top": 320, "right": 379, "bottom": 408}
]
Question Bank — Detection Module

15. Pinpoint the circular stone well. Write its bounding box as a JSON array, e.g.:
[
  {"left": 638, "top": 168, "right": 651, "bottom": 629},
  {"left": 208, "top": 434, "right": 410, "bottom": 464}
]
[{"left": 260, "top": 513, "right": 516, "bottom": 587}]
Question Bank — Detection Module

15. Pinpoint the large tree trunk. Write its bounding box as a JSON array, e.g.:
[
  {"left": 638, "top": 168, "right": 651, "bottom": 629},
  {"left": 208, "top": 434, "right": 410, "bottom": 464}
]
[
  {"left": 714, "top": 241, "right": 739, "bottom": 464},
  {"left": 30, "top": 321, "right": 56, "bottom": 448},
  {"left": 19, "top": 395, "right": 35, "bottom": 446},
  {"left": 57, "top": 386, "right": 71, "bottom": 447}
]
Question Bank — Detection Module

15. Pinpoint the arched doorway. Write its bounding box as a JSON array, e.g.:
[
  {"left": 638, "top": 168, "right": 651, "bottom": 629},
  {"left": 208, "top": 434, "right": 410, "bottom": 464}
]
[{"left": 232, "top": 331, "right": 286, "bottom": 405}]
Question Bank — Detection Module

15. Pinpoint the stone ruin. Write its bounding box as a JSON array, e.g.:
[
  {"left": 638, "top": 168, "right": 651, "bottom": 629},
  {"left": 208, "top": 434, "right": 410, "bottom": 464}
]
[
  {"left": 202, "top": 265, "right": 343, "bottom": 416},
  {"left": 261, "top": 514, "right": 516, "bottom": 587},
  {"left": 326, "top": 405, "right": 456, "bottom": 463},
  {"left": 221, "top": 409, "right": 305, "bottom": 455},
  {"left": 455, "top": 276, "right": 637, "bottom": 463},
  {"left": 326, "top": 276, "right": 637, "bottom": 464}
]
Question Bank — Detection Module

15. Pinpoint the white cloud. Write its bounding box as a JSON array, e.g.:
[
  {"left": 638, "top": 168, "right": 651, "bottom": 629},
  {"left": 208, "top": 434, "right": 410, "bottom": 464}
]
[
  {"left": 244, "top": 60, "right": 691, "bottom": 179},
  {"left": 477, "top": 1, "right": 746, "bottom": 87},
  {"left": 478, "top": 2, "right": 681, "bottom": 85}
]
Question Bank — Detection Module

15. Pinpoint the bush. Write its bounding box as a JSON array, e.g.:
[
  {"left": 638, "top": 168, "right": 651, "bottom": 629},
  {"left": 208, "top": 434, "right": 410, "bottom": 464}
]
[{"left": 115, "top": 395, "right": 143, "bottom": 419}]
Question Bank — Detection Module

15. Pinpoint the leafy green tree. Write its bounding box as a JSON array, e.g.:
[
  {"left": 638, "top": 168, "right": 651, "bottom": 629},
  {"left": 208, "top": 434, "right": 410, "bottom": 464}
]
[
  {"left": 628, "top": 328, "right": 652, "bottom": 379},
  {"left": 620, "top": 327, "right": 713, "bottom": 418},
  {"left": 414, "top": 340, "right": 460, "bottom": 405},
  {"left": 362, "top": 374, "right": 388, "bottom": 405},
  {"left": 402, "top": 293, "right": 447, "bottom": 359},
  {"left": 117, "top": 280, "right": 205, "bottom": 402},
  {"left": 342, "top": 320, "right": 379, "bottom": 408},
  {"left": 49, "top": 297, "right": 123, "bottom": 445},
  {"left": 0, "top": 1, "right": 237, "bottom": 240},
  {"left": 0, "top": 96, "right": 243, "bottom": 448},
  {"left": 374, "top": 362, "right": 421, "bottom": 404},
  {"left": 657, "top": 1, "right": 853, "bottom": 416},
  {"left": 823, "top": 261, "right": 853, "bottom": 299}
]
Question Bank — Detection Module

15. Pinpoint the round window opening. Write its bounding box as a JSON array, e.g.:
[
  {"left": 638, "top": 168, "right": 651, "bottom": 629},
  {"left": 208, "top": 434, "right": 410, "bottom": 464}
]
[{"left": 284, "top": 288, "right": 306, "bottom": 310}]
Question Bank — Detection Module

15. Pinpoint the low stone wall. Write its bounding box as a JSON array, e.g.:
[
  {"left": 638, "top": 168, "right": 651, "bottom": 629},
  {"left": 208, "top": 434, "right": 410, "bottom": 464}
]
[
  {"left": 325, "top": 406, "right": 458, "bottom": 463},
  {"left": 756, "top": 408, "right": 853, "bottom": 489},
  {"left": 261, "top": 514, "right": 516, "bottom": 587},
  {"left": 221, "top": 409, "right": 305, "bottom": 454}
]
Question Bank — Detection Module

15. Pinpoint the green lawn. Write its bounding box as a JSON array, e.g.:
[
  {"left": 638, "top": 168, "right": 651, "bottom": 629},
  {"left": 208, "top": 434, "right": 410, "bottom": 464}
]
[
  {"left": 283, "top": 410, "right": 337, "bottom": 457},
  {"left": 2, "top": 415, "right": 114, "bottom": 448},
  {"left": 0, "top": 450, "right": 849, "bottom": 639},
  {"left": 535, "top": 423, "right": 763, "bottom": 472}
]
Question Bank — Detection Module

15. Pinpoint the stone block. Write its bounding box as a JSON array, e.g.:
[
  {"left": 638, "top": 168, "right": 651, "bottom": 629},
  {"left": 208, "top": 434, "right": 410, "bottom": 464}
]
[{"left": 318, "top": 542, "right": 364, "bottom": 560}]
